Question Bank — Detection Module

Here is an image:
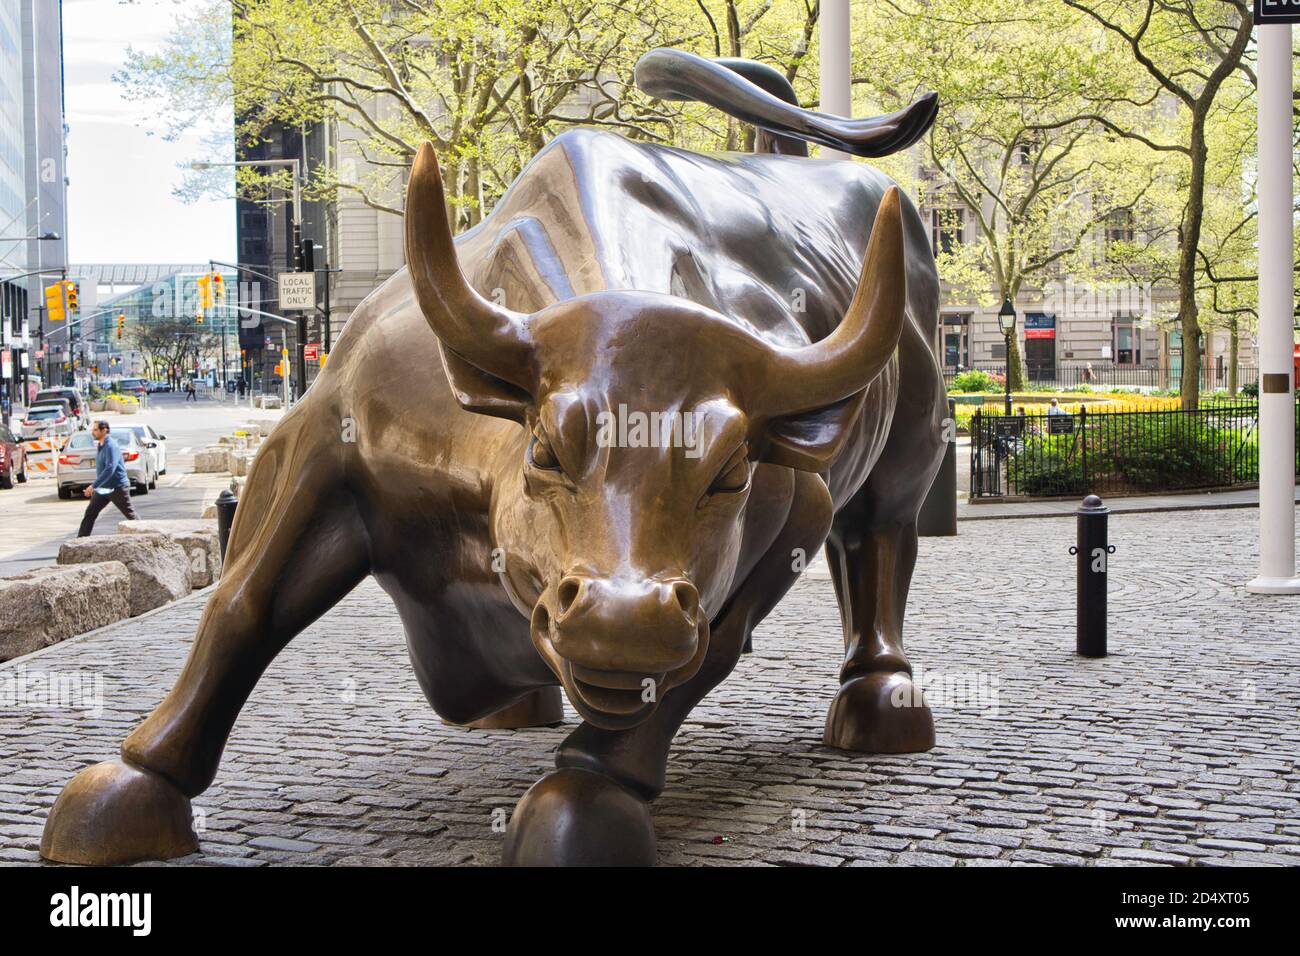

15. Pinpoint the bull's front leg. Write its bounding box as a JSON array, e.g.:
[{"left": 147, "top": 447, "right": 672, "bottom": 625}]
[
  {"left": 502, "top": 470, "right": 832, "bottom": 866},
  {"left": 41, "top": 420, "right": 371, "bottom": 864}
]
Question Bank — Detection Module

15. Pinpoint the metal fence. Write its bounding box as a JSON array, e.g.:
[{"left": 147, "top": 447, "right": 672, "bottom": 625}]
[
  {"left": 946, "top": 363, "right": 1260, "bottom": 393},
  {"left": 969, "top": 401, "right": 1297, "bottom": 499}
]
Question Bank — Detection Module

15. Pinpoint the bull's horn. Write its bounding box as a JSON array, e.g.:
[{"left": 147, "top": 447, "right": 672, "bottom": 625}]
[
  {"left": 404, "top": 142, "right": 534, "bottom": 391},
  {"left": 765, "top": 186, "right": 907, "bottom": 415}
]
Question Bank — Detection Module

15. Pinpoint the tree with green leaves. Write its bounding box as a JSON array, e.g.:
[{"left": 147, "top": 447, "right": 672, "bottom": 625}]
[
  {"left": 119, "top": 0, "right": 828, "bottom": 230},
  {"left": 1061, "top": 0, "right": 1255, "bottom": 408},
  {"left": 852, "top": 0, "right": 1162, "bottom": 390}
]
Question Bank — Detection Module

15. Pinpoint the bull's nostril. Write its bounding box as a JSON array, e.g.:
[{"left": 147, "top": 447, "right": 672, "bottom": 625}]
[
  {"left": 556, "top": 577, "right": 582, "bottom": 619},
  {"left": 673, "top": 581, "right": 700, "bottom": 621}
]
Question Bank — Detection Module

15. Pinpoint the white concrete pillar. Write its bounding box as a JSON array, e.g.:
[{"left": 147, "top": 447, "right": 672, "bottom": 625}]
[
  {"left": 1247, "top": 22, "right": 1300, "bottom": 594},
  {"left": 819, "top": 0, "right": 851, "bottom": 159}
]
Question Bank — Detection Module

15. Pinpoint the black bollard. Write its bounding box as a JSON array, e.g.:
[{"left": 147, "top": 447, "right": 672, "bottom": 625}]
[
  {"left": 1070, "top": 495, "right": 1114, "bottom": 658},
  {"left": 215, "top": 489, "right": 238, "bottom": 561}
]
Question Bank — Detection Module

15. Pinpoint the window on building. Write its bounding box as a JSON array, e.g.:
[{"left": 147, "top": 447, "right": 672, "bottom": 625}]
[
  {"left": 1015, "top": 137, "right": 1039, "bottom": 166},
  {"left": 940, "top": 313, "right": 971, "bottom": 368},
  {"left": 1112, "top": 315, "right": 1141, "bottom": 365},
  {"left": 1106, "top": 209, "right": 1135, "bottom": 250},
  {"left": 931, "top": 208, "right": 966, "bottom": 256}
]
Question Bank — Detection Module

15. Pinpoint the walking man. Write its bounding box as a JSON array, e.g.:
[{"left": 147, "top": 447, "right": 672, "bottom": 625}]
[
  {"left": 185, "top": 380, "right": 197, "bottom": 402},
  {"left": 78, "top": 420, "right": 138, "bottom": 536}
]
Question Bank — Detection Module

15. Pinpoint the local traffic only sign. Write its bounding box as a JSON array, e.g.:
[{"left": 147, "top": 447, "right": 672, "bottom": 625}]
[
  {"left": 1256, "top": 1, "right": 1300, "bottom": 24},
  {"left": 303, "top": 343, "right": 319, "bottom": 362},
  {"left": 278, "top": 271, "right": 316, "bottom": 311}
]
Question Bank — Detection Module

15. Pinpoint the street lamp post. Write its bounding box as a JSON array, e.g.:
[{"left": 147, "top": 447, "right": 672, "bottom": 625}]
[
  {"left": 997, "top": 297, "right": 1016, "bottom": 416},
  {"left": 190, "top": 160, "right": 302, "bottom": 265},
  {"left": 192, "top": 159, "right": 309, "bottom": 401}
]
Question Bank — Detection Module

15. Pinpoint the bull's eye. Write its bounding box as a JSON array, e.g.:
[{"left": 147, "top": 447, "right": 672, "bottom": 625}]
[
  {"left": 528, "top": 431, "right": 561, "bottom": 471},
  {"left": 708, "top": 449, "right": 750, "bottom": 496}
]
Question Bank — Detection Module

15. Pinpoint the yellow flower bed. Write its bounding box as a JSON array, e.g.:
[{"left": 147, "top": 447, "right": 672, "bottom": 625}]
[{"left": 954, "top": 393, "right": 1182, "bottom": 431}]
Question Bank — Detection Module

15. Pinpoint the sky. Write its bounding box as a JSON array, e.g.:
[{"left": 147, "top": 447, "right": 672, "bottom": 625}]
[{"left": 63, "top": 0, "right": 234, "bottom": 265}]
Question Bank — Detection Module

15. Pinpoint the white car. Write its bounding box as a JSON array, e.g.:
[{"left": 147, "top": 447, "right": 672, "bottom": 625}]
[
  {"left": 19, "top": 402, "right": 77, "bottom": 443},
  {"left": 56, "top": 429, "right": 157, "bottom": 499},
  {"left": 125, "top": 424, "right": 168, "bottom": 475}
]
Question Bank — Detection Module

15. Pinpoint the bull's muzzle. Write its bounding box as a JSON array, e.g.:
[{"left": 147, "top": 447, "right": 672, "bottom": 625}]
[{"left": 531, "top": 572, "right": 710, "bottom": 729}]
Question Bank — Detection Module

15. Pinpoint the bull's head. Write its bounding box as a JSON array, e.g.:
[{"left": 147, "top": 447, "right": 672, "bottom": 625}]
[{"left": 406, "top": 143, "right": 905, "bottom": 729}]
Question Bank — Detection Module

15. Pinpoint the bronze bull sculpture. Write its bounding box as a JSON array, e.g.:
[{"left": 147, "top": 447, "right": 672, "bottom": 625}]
[{"left": 42, "top": 50, "right": 946, "bottom": 866}]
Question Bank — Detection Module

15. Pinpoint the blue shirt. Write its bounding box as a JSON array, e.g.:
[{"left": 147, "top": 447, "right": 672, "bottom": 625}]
[{"left": 93, "top": 436, "right": 130, "bottom": 492}]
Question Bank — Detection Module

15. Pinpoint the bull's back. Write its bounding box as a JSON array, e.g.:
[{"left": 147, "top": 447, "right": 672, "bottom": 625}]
[{"left": 456, "top": 128, "right": 939, "bottom": 350}]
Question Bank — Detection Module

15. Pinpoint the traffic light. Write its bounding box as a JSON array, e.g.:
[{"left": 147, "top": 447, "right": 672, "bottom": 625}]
[
  {"left": 45, "top": 282, "right": 66, "bottom": 322},
  {"left": 211, "top": 272, "right": 225, "bottom": 304},
  {"left": 196, "top": 274, "right": 211, "bottom": 323},
  {"left": 64, "top": 280, "right": 79, "bottom": 314},
  {"left": 116, "top": 313, "right": 126, "bottom": 339}
]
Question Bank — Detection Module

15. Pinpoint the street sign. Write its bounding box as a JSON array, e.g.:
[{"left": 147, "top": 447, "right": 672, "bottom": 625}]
[
  {"left": 1256, "top": 0, "right": 1300, "bottom": 23},
  {"left": 278, "top": 271, "right": 316, "bottom": 311},
  {"left": 303, "top": 343, "right": 319, "bottom": 361}
]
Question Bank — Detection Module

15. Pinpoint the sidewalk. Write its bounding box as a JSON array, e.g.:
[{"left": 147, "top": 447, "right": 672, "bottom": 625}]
[
  {"left": 959, "top": 485, "right": 1297, "bottom": 521},
  {"left": 2, "top": 505, "right": 1297, "bottom": 866}
]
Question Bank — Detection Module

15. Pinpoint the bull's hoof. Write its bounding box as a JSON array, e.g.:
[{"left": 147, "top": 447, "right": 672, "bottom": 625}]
[
  {"left": 824, "top": 672, "right": 935, "bottom": 754},
  {"left": 41, "top": 759, "right": 198, "bottom": 865},
  {"left": 502, "top": 768, "right": 655, "bottom": 866}
]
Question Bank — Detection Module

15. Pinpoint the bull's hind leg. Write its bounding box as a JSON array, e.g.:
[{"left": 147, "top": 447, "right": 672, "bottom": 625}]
[
  {"left": 503, "top": 469, "right": 832, "bottom": 865},
  {"left": 823, "top": 450, "right": 943, "bottom": 754},
  {"left": 41, "top": 413, "right": 370, "bottom": 864}
]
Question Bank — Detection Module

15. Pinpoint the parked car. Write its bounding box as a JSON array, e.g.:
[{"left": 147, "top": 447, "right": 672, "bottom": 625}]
[
  {"left": 0, "top": 422, "right": 27, "bottom": 489},
  {"left": 115, "top": 377, "right": 150, "bottom": 401},
  {"left": 148, "top": 380, "right": 171, "bottom": 393},
  {"left": 20, "top": 402, "right": 77, "bottom": 443},
  {"left": 56, "top": 429, "right": 156, "bottom": 499},
  {"left": 125, "top": 423, "right": 168, "bottom": 475},
  {"left": 32, "top": 387, "right": 88, "bottom": 427},
  {"left": 27, "top": 396, "right": 73, "bottom": 418}
]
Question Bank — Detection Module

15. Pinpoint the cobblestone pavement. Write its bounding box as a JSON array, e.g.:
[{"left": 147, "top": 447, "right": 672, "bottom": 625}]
[{"left": 2, "top": 507, "right": 1298, "bottom": 867}]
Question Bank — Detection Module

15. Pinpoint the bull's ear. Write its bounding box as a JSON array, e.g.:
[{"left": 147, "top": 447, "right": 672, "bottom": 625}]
[
  {"left": 438, "top": 343, "right": 532, "bottom": 424},
  {"left": 760, "top": 390, "right": 867, "bottom": 472}
]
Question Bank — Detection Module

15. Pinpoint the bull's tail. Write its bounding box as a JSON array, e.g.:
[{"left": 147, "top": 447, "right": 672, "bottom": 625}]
[{"left": 634, "top": 48, "right": 937, "bottom": 158}]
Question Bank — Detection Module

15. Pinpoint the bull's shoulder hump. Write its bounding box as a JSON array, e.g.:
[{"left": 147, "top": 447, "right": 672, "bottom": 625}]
[{"left": 323, "top": 268, "right": 422, "bottom": 362}]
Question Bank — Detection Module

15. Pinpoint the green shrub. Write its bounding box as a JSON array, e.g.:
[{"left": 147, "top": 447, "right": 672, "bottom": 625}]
[
  {"left": 1009, "top": 433, "right": 1088, "bottom": 495},
  {"left": 997, "top": 407, "right": 1266, "bottom": 495},
  {"left": 1102, "top": 419, "right": 1239, "bottom": 489},
  {"left": 949, "top": 369, "right": 1001, "bottom": 393}
]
